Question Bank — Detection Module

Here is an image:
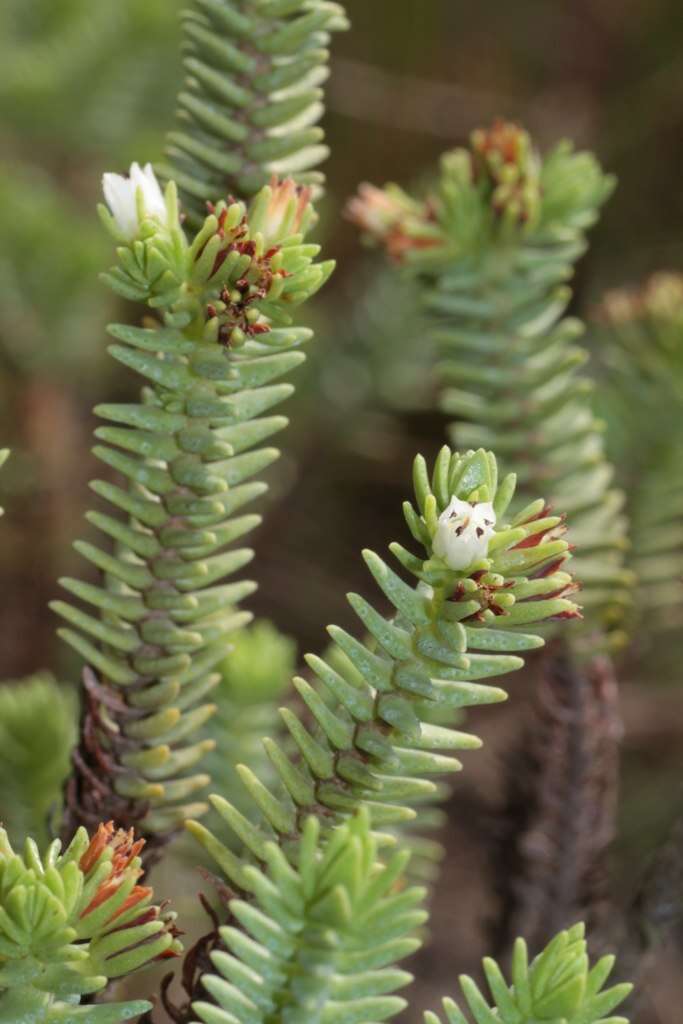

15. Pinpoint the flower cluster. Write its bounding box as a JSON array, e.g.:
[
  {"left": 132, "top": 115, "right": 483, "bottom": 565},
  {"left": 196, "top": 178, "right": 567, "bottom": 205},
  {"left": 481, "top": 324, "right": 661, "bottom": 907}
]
[
  {"left": 347, "top": 119, "right": 546, "bottom": 264},
  {"left": 200, "top": 203, "right": 285, "bottom": 348},
  {"left": 469, "top": 118, "right": 541, "bottom": 224},
  {"left": 77, "top": 821, "right": 177, "bottom": 948},
  {"left": 194, "top": 183, "right": 317, "bottom": 347},
  {"left": 346, "top": 182, "right": 441, "bottom": 262},
  {"left": 398, "top": 447, "right": 583, "bottom": 629},
  {"left": 99, "top": 164, "right": 333, "bottom": 334},
  {"left": 63, "top": 820, "right": 182, "bottom": 967},
  {"left": 447, "top": 501, "right": 579, "bottom": 625},
  {"left": 433, "top": 497, "right": 497, "bottom": 570}
]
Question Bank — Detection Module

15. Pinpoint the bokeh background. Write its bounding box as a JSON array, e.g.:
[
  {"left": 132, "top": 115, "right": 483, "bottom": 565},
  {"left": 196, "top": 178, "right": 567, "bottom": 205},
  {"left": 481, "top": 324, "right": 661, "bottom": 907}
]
[{"left": 2, "top": 1, "right": 683, "bottom": 1020}]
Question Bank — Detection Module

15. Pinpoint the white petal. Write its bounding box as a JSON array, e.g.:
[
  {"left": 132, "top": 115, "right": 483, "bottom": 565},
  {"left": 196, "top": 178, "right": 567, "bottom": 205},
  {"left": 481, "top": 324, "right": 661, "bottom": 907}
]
[
  {"left": 472, "top": 501, "right": 496, "bottom": 528},
  {"left": 433, "top": 496, "right": 496, "bottom": 570},
  {"left": 102, "top": 172, "right": 138, "bottom": 240},
  {"left": 438, "top": 496, "right": 470, "bottom": 523},
  {"left": 434, "top": 524, "right": 475, "bottom": 570},
  {"left": 139, "top": 162, "right": 167, "bottom": 220}
]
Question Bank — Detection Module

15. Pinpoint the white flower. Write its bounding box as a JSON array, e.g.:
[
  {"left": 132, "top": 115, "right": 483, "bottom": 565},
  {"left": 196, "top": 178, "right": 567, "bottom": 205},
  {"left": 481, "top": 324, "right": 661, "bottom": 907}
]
[
  {"left": 433, "top": 497, "right": 496, "bottom": 570},
  {"left": 102, "top": 162, "right": 167, "bottom": 241}
]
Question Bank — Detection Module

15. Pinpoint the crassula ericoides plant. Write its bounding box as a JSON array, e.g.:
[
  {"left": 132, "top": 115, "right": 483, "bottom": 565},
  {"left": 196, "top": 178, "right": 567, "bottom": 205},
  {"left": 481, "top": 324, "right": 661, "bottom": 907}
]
[
  {"left": 160, "top": 444, "right": 586, "bottom": 1020},
  {"left": 187, "top": 445, "right": 581, "bottom": 873},
  {"left": 52, "top": 166, "right": 333, "bottom": 855},
  {"left": 348, "top": 120, "right": 633, "bottom": 654},
  {"left": 0, "top": 3, "right": 647, "bottom": 1021}
]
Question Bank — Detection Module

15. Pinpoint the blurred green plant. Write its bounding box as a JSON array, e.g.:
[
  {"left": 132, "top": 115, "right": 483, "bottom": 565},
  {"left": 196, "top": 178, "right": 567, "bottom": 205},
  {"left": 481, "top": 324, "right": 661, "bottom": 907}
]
[
  {"left": 0, "top": 674, "right": 76, "bottom": 850},
  {"left": 204, "top": 620, "right": 296, "bottom": 827},
  {"left": 0, "top": 164, "right": 110, "bottom": 384},
  {"left": 325, "top": 266, "right": 433, "bottom": 416},
  {"left": 594, "top": 271, "right": 683, "bottom": 636},
  {"left": 0, "top": 0, "right": 182, "bottom": 158}
]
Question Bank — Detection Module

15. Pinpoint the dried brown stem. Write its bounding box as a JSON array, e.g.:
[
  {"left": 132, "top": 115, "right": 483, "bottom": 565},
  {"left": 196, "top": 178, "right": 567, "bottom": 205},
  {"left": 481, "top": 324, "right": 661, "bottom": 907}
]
[
  {"left": 491, "top": 644, "right": 622, "bottom": 956},
  {"left": 60, "top": 667, "right": 165, "bottom": 867}
]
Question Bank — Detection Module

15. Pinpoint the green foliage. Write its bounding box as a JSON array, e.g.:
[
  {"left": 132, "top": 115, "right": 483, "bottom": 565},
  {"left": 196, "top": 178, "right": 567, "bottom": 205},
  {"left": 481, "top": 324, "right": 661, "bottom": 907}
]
[
  {"left": 204, "top": 621, "right": 296, "bottom": 827},
  {"left": 54, "top": 176, "right": 332, "bottom": 841},
  {"left": 192, "top": 808, "right": 423, "bottom": 1024},
  {"left": 425, "top": 923, "right": 631, "bottom": 1024},
  {"left": 188, "top": 445, "right": 580, "bottom": 884},
  {"left": 162, "top": 0, "right": 349, "bottom": 221},
  {"left": 0, "top": 164, "right": 110, "bottom": 382},
  {"left": 216, "top": 619, "right": 296, "bottom": 706},
  {"left": 0, "top": 822, "right": 181, "bottom": 1021},
  {"left": 595, "top": 272, "right": 683, "bottom": 634},
  {"left": 349, "top": 122, "right": 632, "bottom": 651},
  {"left": 0, "top": 0, "right": 182, "bottom": 156},
  {"left": 0, "top": 675, "right": 76, "bottom": 849},
  {"left": 330, "top": 266, "right": 433, "bottom": 415}
]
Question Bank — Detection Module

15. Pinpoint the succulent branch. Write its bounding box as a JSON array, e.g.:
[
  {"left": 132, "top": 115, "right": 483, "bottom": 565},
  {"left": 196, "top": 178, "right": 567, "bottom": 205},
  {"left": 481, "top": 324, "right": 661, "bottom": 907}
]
[
  {"left": 595, "top": 271, "right": 683, "bottom": 635},
  {"left": 185, "top": 808, "right": 423, "bottom": 1024},
  {"left": 426, "top": 923, "right": 632, "bottom": 1024},
  {"left": 0, "top": 821, "right": 181, "bottom": 1021},
  {"left": 162, "top": 0, "right": 350, "bottom": 222},
  {"left": 491, "top": 647, "right": 620, "bottom": 957},
  {"left": 348, "top": 120, "right": 633, "bottom": 653},
  {"left": 153, "top": 444, "right": 583, "bottom": 1019},
  {"left": 54, "top": 170, "right": 333, "bottom": 854},
  {"left": 186, "top": 445, "right": 580, "bottom": 887}
]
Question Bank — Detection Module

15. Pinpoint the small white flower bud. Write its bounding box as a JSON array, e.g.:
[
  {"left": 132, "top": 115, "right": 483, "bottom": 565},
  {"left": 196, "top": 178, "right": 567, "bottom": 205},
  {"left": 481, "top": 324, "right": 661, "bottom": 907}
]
[
  {"left": 102, "top": 162, "right": 167, "bottom": 241},
  {"left": 433, "top": 497, "right": 496, "bottom": 570}
]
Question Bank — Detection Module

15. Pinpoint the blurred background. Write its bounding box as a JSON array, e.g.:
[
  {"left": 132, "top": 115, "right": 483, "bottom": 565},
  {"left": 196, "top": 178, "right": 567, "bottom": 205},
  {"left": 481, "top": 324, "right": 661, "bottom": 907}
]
[{"left": 1, "top": 1, "right": 683, "bottom": 1020}]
